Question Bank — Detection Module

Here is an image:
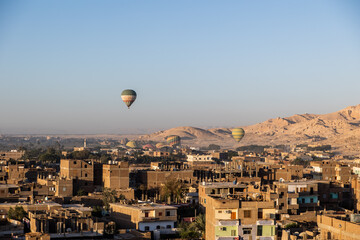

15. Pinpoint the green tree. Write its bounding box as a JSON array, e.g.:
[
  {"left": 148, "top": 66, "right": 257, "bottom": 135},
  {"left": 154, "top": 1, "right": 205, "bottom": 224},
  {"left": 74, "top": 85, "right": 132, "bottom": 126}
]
[
  {"left": 77, "top": 189, "right": 87, "bottom": 196},
  {"left": 178, "top": 221, "right": 201, "bottom": 240},
  {"left": 160, "top": 179, "right": 186, "bottom": 204},
  {"left": 100, "top": 155, "right": 111, "bottom": 164},
  {"left": 178, "top": 214, "right": 205, "bottom": 239},
  {"left": 21, "top": 148, "right": 43, "bottom": 160},
  {"left": 102, "top": 188, "right": 117, "bottom": 211},
  {"left": 291, "top": 158, "right": 309, "bottom": 167},
  {"left": 92, "top": 206, "right": 103, "bottom": 218},
  {"left": 194, "top": 214, "right": 205, "bottom": 239},
  {"left": 69, "top": 150, "right": 90, "bottom": 160},
  {"left": 39, "top": 148, "right": 61, "bottom": 163},
  {"left": 8, "top": 206, "right": 27, "bottom": 221}
]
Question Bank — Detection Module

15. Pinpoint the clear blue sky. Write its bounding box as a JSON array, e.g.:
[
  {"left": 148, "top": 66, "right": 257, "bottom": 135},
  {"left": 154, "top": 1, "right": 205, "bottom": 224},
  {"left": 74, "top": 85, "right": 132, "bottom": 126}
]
[{"left": 1, "top": 0, "right": 360, "bottom": 134}]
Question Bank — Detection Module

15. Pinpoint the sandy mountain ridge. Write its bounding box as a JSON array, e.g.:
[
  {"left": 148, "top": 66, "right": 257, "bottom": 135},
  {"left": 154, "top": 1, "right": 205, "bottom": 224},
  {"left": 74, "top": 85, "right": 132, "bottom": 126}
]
[{"left": 138, "top": 104, "right": 360, "bottom": 155}]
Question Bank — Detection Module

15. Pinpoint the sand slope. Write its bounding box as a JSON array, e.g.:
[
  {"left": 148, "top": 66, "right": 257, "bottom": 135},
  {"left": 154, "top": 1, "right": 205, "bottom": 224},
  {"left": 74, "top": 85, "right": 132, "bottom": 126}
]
[{"left": 139, "top": 104, "right": 360, "bottom": 155}]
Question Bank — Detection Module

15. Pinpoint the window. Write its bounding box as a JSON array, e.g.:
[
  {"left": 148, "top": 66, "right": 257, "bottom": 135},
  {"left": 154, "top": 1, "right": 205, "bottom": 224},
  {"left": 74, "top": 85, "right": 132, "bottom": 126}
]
[
  {"left": 166, "top": 211, "right": 171, "bottom": 216},
  {"left": 156, "top": 225, "right": 160, "bottom": 229},
  {"left": 302, "top": 199, "right": 305, "bottom": 204},
  {"left": 244, "top": 210, "right": 251, "bottom": 218},
  {"left": 258, "top": 209, "right": 263, "bottom": 219},
  {"left": 84, "top": 165, "right": 87, "bottom": 168},
  {"left": 159, "top": 212, "right": 162, "bottom": 216},
  {"left": 145, "top": 212, "right": 149, "bottom": 217},
  {"left": 74, "top": 161, "right": 77, "bottom": 164},
  {"left": 85, "top": 173, "right": 88, "bottom": 177},
  {"left": 144, "top": 226, "right": 149, "bottom": 231},
  {"left": 243, "top": 228, "right": 252, "bottom": 234},
  {"left": 231, "top": 230, "right": 236, "bottom": 236},
  {"left": 257, "top": 226, "right": 263, "bottom": 236},
  {"left": 310, "top": 198, "right": 314, "bottom": 203},
  {"left": 218, "top": 210, "right": 222, "bottom": 213},
  {"left": 166, "top": 225, "right": 171, "bottom": 229},
  {"left": 63, "top": 187, "right": 67, "bottom": 192},
  {"left": 221, "top": 227, "right": 227, "bottom": 231}
]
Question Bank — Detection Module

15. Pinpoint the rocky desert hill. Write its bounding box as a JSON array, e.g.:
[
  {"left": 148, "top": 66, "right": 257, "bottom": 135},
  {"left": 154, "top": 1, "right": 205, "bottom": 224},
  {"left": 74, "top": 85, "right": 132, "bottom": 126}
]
[{"left": 138, "top": 104, "right": 360, "bottom": 155}]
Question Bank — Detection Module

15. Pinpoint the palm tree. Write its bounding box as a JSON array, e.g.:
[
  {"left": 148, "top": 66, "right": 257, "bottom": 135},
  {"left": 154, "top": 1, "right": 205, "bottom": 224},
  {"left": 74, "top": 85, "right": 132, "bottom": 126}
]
[
  {"left": 194, "top": 214, "right": 205, "bottom": 239},
  {"left": 160, "top": 179, "right": 186, "bottom": 204},
  {"left": 102, "top": 188, "right": 117, "bottom": 211},
  {"left": 178, "top": 215, "right": 205, "bottom": 240},
  {"left": 178, "top": 221, "right": 201, "bottom": 240}
]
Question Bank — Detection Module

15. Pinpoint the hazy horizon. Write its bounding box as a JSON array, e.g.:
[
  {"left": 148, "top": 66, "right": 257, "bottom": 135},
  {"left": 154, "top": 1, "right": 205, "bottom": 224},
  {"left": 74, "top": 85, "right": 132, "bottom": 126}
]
[{"left": 1, "top": 1, "right": 360, "bottom": 135}]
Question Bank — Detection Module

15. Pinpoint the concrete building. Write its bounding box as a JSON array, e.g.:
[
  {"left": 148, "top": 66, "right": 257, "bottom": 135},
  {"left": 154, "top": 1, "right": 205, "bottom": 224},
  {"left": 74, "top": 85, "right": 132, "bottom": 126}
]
[
  {"left": 103, "top": 162, "right": 129, "bottom": 190},
  {"left": 317, "top": 213, "right": 360, "bottom": 240},
  {"left": 60, "top": 159, "right": 94, "bottom": 194},
  {"left": 110, "top": 203, "right": 177, "bottom": 232},
  {"left": 284, "top": 180, "right": 319, "bottom": 212},
  {"left": 311, "top": 160, "right": 351, "bottom": 183},
  {"left": 0, "top": 202, "right": 62, "bottom": 216},
  {"left": 137, "top": 170, "right": 194, "bottom": 189},
  {"left": 0, "top": 184, "right": 20, "bottom": 199},
  {"left": 271, "top": 182, "right": 299, "bottom": 215},
  {"left": 187, "top": 154, "right": 214, "bottom": 167},
  {"left": 7, "top": 164, "right": 28, "bottom": 184},
  {"left": 199, "top": 182, "right": 277, "bottom": 240},
  {"left": 0, "top": 150, "right": 25, "bottom": 161},
  {"left": 28, "top": 204, "right": 104, "bottom": 237},
  {"left": 351, "top": 177, "right": 360, "bottom": 212}
]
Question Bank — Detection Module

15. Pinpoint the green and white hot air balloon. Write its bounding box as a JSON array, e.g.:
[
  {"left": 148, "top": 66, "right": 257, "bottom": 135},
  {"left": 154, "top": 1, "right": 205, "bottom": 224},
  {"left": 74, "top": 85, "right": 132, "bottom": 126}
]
[
  {"left": 121, "top": 89, "right": 137, "bottom": 109},
  {"left": 232, "top": 128, "right": 245, "bottom": 142}
]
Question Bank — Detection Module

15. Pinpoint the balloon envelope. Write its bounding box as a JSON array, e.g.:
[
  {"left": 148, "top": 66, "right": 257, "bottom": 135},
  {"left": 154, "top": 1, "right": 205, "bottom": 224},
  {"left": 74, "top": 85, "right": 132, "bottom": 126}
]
[
  {"left": 232, "top": 128, "right": 245, "bottom": 142},
  {"left": 166, "top": 135, "right": 181, "bottom": 147},
  {"left": 121, "top": 89, "right": 137, "bottom": 109},
  {"left": 126, "top": 141, "right": 137, "bottom": 148},
  {"left": 142, "top": 144, "right": 155, "bottom": 150},
  {"left": 156, "top": 143, "right": 166, "bottom": 149}
]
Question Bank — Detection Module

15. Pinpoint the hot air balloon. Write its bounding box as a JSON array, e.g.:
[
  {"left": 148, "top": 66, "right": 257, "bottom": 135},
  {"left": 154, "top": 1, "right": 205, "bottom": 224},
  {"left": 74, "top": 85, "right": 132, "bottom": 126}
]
[
  {"left": 126, "top": 141, "right": 137, "bottom": 148},
  {"left": 166, "top": 135, "right": 181, "bottom": 147},
  {"left": 232, "top": 128, "right": 245, "bottom": 142},
  {"left": 121, "top": 89, "right": 137, "bottom": 109},
  {"left": 142, "top": 144, "right": 155, "bottom": 150},
  {"left": 120, "top": 138, "right": 129, "bottom": 145},
  {"left": 156, "top": 143, "right": 166, "bottom": 149}
]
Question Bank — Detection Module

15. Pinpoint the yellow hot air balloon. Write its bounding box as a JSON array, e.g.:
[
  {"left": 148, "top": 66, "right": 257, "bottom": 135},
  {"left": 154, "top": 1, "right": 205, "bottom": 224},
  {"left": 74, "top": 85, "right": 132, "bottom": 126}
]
[
  {"left": 126, "top": 141, "right": 137, "bottom": 148},
  {"left": 156, "top": 143, "right": 166, "bottom": 149},
  {"left": 232, "top": 128, "right": 245, "bottom": 142}
]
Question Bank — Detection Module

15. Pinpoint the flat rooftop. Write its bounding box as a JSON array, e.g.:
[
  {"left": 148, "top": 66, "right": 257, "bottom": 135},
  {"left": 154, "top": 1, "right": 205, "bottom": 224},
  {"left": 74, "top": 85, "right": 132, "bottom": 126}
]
[
  {"left": 200, "top": 182, "right": 247, "bottom": 188},
  {"left": 0, "top": 184, "right": 19, "bottom": 188},
  {"left": 281, "top": 180, "right": 328, "bottom": 185},
  {"left": 110, "top": 202, "right": 177, "bottom": 211}
]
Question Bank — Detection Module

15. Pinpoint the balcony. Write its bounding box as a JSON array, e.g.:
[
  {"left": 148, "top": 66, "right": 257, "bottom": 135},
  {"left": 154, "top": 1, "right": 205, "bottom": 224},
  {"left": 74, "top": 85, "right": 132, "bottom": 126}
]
[
  {"left": 288, "top": 204, "right": 299, "bottom": 210},
  {"left": 288, "top": 193, "right": 299, "bottom": 198},
  {"left": 142, "top": 217, "right": 160, "bottom": 221},
  {"left": 257, "top": 220, "right": 274, "bottom": 225},
  {"left": 216, "top": 220, "right": 240, "bottom": 226},
  {"left": 216, "top": 237, "right": 239, "bottom": 240}
]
